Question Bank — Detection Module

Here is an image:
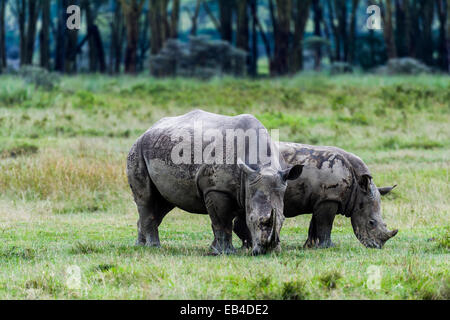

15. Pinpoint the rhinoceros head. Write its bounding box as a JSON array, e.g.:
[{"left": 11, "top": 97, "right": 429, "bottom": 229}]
[
  {"left": 239, "top": 161, "right": 303, "bottom": 255},
  {"left": 351, "top": 175, "right": 398, "bottom": 249}
]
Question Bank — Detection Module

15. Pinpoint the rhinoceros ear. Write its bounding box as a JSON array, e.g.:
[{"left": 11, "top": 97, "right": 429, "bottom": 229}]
[
  {"left": 237, "top": 159, "right": 257, "bottom": 176},
  {"left": 358, "top": 174, "right": 372, "bottom": 193},
  {"left": 281, "top": 165, "right": 303, "bottom": 181},
  {"left": 378, "top": 185, "right": 397, "bottom": 196}
]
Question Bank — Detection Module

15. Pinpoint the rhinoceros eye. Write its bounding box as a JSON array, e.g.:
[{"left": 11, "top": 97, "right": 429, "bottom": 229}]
[{"left": 369, "top": 219, "right": 377, "bottom": 228}]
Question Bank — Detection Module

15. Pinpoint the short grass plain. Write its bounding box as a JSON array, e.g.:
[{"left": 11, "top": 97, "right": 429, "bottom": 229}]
[{"left": 0, "top": 74, "right": 449, "bottom": 300}]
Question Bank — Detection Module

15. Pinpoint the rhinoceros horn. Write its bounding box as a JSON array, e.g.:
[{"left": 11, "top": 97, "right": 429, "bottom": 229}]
[{"left": 267, "top": 209, "right": 276, "bottom": 244}]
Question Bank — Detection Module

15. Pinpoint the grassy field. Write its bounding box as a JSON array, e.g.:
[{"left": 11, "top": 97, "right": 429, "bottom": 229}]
[{"left": 0, "top": 74, "right": 449, "bottom": 299}]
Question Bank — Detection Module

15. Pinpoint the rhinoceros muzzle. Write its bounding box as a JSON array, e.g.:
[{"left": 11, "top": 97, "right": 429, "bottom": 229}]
[
  {"left": 357, "top": 228, "right": 398, "bottom": 249},
  {"left": 252, "top": 209, "right": 280, "bottom": 255}
]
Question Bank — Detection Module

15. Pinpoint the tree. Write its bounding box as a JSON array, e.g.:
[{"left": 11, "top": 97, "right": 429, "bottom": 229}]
[
  {"left": 436, "top": 0, "right": 448, "bottom": 71},
  {"left": 348, "top": 0, "right": 360, "bottom": 63},
  {"left": 271, "top": 0, "right": 291, "bottom": 75},
  {"left": 64, "top": 0, "right": 80, "bottom": 73},
  {"left": 419, "top": 0, "right": 434, "bottom": 65},
  {"left": 312, "top": 0, "right": 324, "bottom": 70},
  {"left": 110, "top": 0, "right": 126, "bottom": 73},
  {"left": 82, "top": 0, "right": 107, "bottom": 73},
  {"left": 149, "top": 0, "right": 180, "bottom": 55},
  {"left": 40, "top": 0, "right": 50, "bottom": 69},
  {"left": 381, "top": 0, "right": 397, "bottom": 59},
  {"left": 120, "top": 0, "right": 145, "bottom": 73},
  {"left": 12, "top": 0, "right": 41, "bottom": 65},
  {"left": 291, "top": 0, "right": 311, "bottom": 72},
  {"left": 447, "top": 0, "right": 450, "bottom": 71},
  {"left": 249, "top": 0, "right": 258, "bottom": 76},
  {"left": 0, "top": 0, "right": 6, "bottom": 72},
  {"left": 186, "top": 0, "right": 201, "bottom": 36},
  {"left": 236, "top": 0, "right": 249, "bottom": 52},
  {"left": 326, "top": 0, "right": 340, "bottom": 61},
  {"left": 219, "top": 0, "right": 233, "bottom": 42}
]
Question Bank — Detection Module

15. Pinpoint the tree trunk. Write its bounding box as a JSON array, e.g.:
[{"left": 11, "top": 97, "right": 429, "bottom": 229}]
[
  {"left": 291, "top": 0, "right": 311, "bottom": 73},
  {"left": 236, "top": 0, "right": 249, "bottom": 50},
  {"left": 326, "top": 0, "right": 340, "bottom": 61},
  {"left": 55, "top": 0, "right": 66, "bottom": 72},
  {"left": 273, "top": 0, "right": 292, "bottom": 75},
  {"left": 40, "top": 0, "right": 50, "bottom": 69},
  {"left": 83, "top": 0, "right": 106, "bottom": 73},
  {"left": 121, "top": 0, "right": 145, "bottom": 73},
  {"left": 139, "top": 10, "right": 149, "bottom": 72},
  {"left": 170, "top": 0, "right": 180, "bottom": 38},
  {"left": 64, "top": 0, "right": 79, "bottom": 73},
  {"left": 419, "top": 0, "right": 434, "bottom": 65},
  {"left": 219, "top": 0, "right": 233, "bottom": 42},
  {"left": 436, "top": 0, "right": 448, "bottom": 71},
  {"left": 149, "top": 0, "right": 168, "bottom": 55},
  {"left": 348, "top": 0, "right": 360, "bottom": 63},
  {"left": 0, "top": 0, "right": 6, "bottom": 71},
  {"left": 312, "top": 0, "right": 323, "bottom": 70},
  {"left": 84, "top": 0, "right": 98, "bottom": 72},
  {"left": 24, "top": 0, "right": 40, "bottom": 65},
  {"left": 395, "top": 0, "right": 407, "bottom": 57},
  {"left": 382, "top": 0, "right": 397, "bottom": 59},
  {"left": 110, "top": 0, "right": 125, "bottom": 73},
  {"left": 337, "top": 0, "right": 348, "bottom": 61},
  {"left": 249, "top": 0, "right": 258, "bottom": 76},
  {"left": 17, "top": 0, "right": 26, "bottom": 65},
  {"left": 447, "top": 0, "right": 450, "bottom": 72},
  {"left": 236, "top": 0, "right": 249, "bottom": 74},
  {"left": 189, "top": 0, "right": 201, "bottom": 36}
]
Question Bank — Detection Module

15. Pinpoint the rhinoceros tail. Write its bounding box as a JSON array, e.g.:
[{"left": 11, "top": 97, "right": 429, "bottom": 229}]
[{"left": 127, "top": 139, "right": 153, "bottom": 206}]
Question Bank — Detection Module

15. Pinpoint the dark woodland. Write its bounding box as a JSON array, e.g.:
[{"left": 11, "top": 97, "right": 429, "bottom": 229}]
[{"left": 0, "top": 0, "right": 448, "bottom": 76}]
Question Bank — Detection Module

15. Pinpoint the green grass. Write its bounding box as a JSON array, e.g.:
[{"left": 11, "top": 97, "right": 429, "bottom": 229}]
[{"left": 0, "top": 74, "right": 449, "bottom": 299}]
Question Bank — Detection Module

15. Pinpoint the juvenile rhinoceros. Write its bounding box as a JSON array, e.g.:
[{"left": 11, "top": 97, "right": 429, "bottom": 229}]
[
  {"left": 127, "top": 110, "right": 302, "bottom": 255},
  {"left": 233, "top": 142, "right": 398, "bottom": 249}
]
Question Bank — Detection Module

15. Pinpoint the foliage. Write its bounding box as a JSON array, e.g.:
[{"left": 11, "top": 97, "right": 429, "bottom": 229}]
[
  {"left": 18, "top": 66, "right": 60, "bottom": 91},
  {"left": 150, "top": 36, "right": 247, "bottom": 78},
  {"left": 376, "top": 58, "right": 433, "bottom": 75},
  {"left": 329, "top": 62, "right": 354, "bottom": 75}
]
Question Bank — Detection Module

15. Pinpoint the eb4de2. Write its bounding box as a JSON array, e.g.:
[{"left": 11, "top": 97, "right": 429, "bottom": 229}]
[{"left": 224, "top": 304, "right": 269, "bottom": 316}]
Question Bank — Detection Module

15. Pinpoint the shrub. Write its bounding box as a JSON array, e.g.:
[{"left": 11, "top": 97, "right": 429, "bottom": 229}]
[
  {"left": 0, "top": 143, "right": 38, "bottom": 159},
  {"left": 376, "top": 58, "right": 432, "bottom": 75},
  {"left": 149, "top": 36, "right": 247, "bottom": 78},
  {"left": 330, "top": 62, "right": 354, "bottom": 75},
  {"left": 319, "top": 271, "right": 342, "bottom": 290},
  {"left": 281, "top": 280, "right": 308, "bottom": 300},
  {"left": 18, "top": 65, "right": 60, "bottom": 90}
]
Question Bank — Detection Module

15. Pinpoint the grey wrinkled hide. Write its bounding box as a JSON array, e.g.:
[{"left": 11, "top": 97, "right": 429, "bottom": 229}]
[
  {"left": 127, "top": 110, "right": 302, "bottom": 255},
  {"left": 234, "top": 142, "right": 398, "bottom": 249}
]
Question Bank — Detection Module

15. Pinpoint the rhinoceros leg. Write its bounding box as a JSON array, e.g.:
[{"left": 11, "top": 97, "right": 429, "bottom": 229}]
[
  {"left": 233, "top": 215, "right": 252, "bottom": 249},
  {"left": 204, "top": 191, "right": 236, "bottom": 255},
  {"left": 136, "top": 198, "right": 174, "bottom": 247},
  {"left": 128, "top": 142, "right": 174, "bottom": 247},
  {"left": 304, "top": 201, "right": 338, "bottom": 249}
]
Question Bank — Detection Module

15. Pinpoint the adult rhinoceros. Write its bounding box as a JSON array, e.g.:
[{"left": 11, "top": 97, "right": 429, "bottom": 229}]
[
  {"left": 233, "top": 142, "right": 398, "bottom": 249},
  {"left": 126, "top": 110, "right": 303, "bottom": 255}
]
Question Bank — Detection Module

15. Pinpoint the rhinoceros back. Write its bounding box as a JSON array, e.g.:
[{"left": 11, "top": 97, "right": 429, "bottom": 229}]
[
  {"left": 134, "top": 110, "right": 272, "bottom": 214},
  {"left": 280, "top": 143, "right": 367, "bottom": 217}
]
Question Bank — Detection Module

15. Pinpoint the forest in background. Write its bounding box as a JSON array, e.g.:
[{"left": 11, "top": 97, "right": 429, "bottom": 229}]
[{"left": 0, "top": 0, "right": 449, "bottom": 76}]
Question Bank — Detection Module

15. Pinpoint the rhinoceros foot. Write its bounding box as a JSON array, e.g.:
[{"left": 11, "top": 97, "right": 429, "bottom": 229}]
[
  {"left": 209, "top": 243, "right": 236, "bottom": 256},
  {"left": 303, "top": 238, "right": 335, "bottom": 249}
]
